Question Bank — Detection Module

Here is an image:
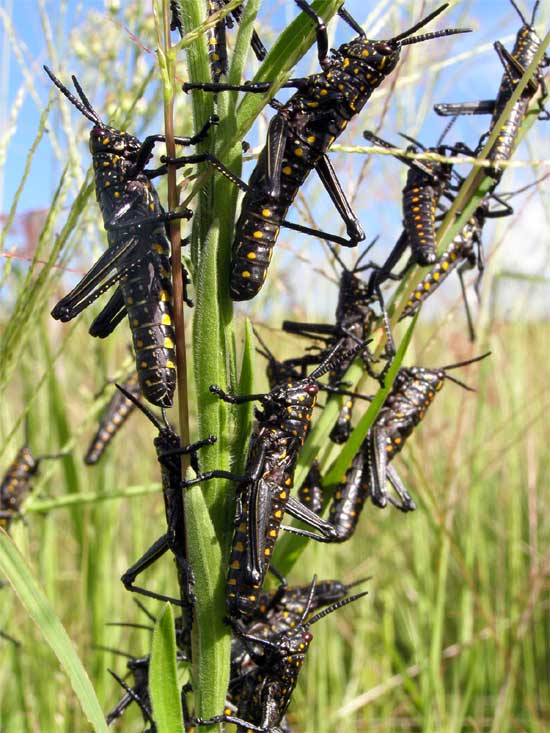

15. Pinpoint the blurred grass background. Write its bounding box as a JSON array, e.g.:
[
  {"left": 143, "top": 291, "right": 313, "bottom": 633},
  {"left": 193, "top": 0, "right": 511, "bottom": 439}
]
[{"left": 0, "top": 0, "right": 549, "bottom": 731}]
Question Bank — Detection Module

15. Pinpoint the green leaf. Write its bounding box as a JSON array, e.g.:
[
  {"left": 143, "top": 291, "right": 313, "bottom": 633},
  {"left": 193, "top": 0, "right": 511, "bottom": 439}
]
[
  {"left": 0, "top": 530, "right": 110, "bottom": 733},
  {"left": 150, "top": 604, "right": 184, "bottom": 733},
  {"left": 235, "top": 318, "right": 256, "bottom": 472}
]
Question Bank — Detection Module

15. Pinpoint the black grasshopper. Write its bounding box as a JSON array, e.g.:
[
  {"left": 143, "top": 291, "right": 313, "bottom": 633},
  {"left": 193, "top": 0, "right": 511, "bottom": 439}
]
[
  {"left": 434, "top": 0, "right": 549, "bottom": 180},
  {"left": 169, "top": 0, "right": 266, "bottom": 83},
  {"left": 115, "top": 384, "right": 216, "bottom": 610},
  {"left": 309, "top": 354, "right": 490, "bottom": 541},
  {"left": 398, "top": 175, "right": 544, "bottom": 338},
  {"left": 362, "top": 130, "right": 466, "bottom": 266},
  {"left": 208, "top": 343, "right": 367, "bottom": 618},
  {"left": 399, "top": 196, "right": 514, "bottom": 339},
  {"left": 206, "top": 0, "right": 267, "bottom": 83},
  {"left": 44, "top": 67, "right": 218, "bottom": 407},
  {"left": 176, "top": 1, "right": 470, "bottom": 300},
  {"left": 106, "top": 653, "right": 155, "bottom": 730},
  {"left": 196, "top": 578, "right": 368, "bottom": 733},
  {"left": 84, "top": 370, "right": 142, "bottom": 465},
  {"left": 230, "top": 575, "right": 366, "bottom": 689},
  {"left": 0, "top": 430, "right": 66, "bottom": 531},
  {"left": 283, "top": 242, "right": 394, "bottom": 444}
]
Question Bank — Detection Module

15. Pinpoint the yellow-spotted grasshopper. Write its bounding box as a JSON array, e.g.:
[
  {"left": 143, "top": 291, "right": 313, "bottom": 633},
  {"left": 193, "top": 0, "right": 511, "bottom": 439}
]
[
  {"left": 283, "top": 241, "right": 393, "bottom": 444},
  {"left": 169, "top": 0, "right": 266, "bottom": 83},
  {"left": 0, "top": 428, "right": 66, "bottom": 531},
  {"left": 177, "top": 1, "right": 470, "bottom": 300},
  {"left": 207, "top": 343, "right": 369, "bottom": 618},
  {"left": 196, "top": 578, "right": 368, "bottom": 733},
  {"left": 434, "top": 0, "right": 549, "bottom": 180},
  {"left": 230, "top": 576, "right": 367, "bottom": 692},
  {"left": 362, "top": 130, "right": 466, "bottom": 267},
  {"left": 45, "top": 67, "right": 218, "bottom": 407},
  {"left": 304, "top": 354, "right": 490, "bottom": 541},
  {"left": 398, "top": 174, "right": 545, "bottom": 339},
  {"left": 84, "top": 370, "right": 142, "bottom": 465}
]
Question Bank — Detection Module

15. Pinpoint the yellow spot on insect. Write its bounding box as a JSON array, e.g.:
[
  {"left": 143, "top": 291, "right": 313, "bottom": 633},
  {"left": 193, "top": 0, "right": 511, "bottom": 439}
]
[
  {"left": 441, "top": 261, "right": 449, "bottom": 271},
  {"left": 235, "top": 541, "right": 244, "bottom": 552},
  {"left": 269, "top": 529, "right": 277, "bottom": 538},
  {"left": 241, "top": 270, "right": 251, "bottom": 278},
  {"left": 295, "top": 147, "right": 304, "bottom": 156},
  {"left": 153, "top": 243, "right": 164, "bottom": 254},
  {"left": 343, "top": 57, "right": 350, "bottom": 68},
  {"left": 340, "top": 120, "right": 348, "bottom": 130},
  {"left": 386, "top": 445, "right": 394, "bottom": 453},
  {"left": 307, "top": 135, "right": 316, "bottom": 143},
  {"left": 253, "top": 230, "right": 263, "bottom": 239},
  {"left": 231, "top": 560, "right": 240, "bottom": 569},
  {"left": 132, "top": 319, "right": 139, "bottom": 327},
  {"left": 247, "top": 251, "right": 256, "bottom": 260},
  {"left": 307, "top": 101, "right": 319, "bottom": 108},
  {"left": 362, "top": 49, "right": 370, "bottom": 57},
  {"left": 282, "top": 166, "right": 292, "bottom": 175},
  {"left": 280, "top": 490, "right": 287, "bottom": 499},
  {"left": 161, "top": 314, "right": 172, "bottom": 325},
  {"left": 433, "top": 272, "right": 440, "bottom": 281},
  {"left": 274, "top": 510, "right": 282, "bottom": 519},
  {"left": 227, "top": 578, "right": 237, "bottom": 586},
  {"left": 264, "top": 548, "right": 271, "bottom": 556},
  {"left": 262, "top": 208, "right": 271, "bottom": 217},
  {"left": 114, "top": 191, "right": 120, "bottom": 198},
  {"left": 212, "top": 53, "right": 220, "bottom": 61},
  {"left": 140, "top": 360, "right": 148, "bottom": 369},
  {"left": 105, "top": 181, "right": 110, "bottom": 187},
  {"left": 159, "top": 289, "right": 169, "bottom": 301},
  {"left": 319, "top": 89, "right": 328, "bottom": 96},
  {"left": 166, "top": 360, "right": 176, "bottom": 369},
  {"left": 136, "top": 339, "right": 144, "bottom": 348},
  {"left": 103, "top": 161, "right": 110, "bottom": 167},
  {"left": 127, "top": 296, "right": 134, "bottom": 305},
  {"left": 424, "top": 282, "right": 431, "bottom": 291},
  {"left": 164, "top": 337, "right": 174, "bottom": 349}
]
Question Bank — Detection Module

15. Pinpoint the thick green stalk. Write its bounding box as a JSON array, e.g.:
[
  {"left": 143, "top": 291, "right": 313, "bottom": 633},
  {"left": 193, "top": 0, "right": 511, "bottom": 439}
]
[{"left": 178, "top": 1, "right": 343, "bottom": 726}]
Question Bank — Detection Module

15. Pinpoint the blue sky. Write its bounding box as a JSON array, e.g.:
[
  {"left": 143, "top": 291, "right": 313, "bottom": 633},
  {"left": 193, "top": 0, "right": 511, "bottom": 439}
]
[
  {"left": 1, "top": 0, "right": 547, "bottom": 318},
  {"left": 1, "top": 0, "right": 526, "bottom": 213}
]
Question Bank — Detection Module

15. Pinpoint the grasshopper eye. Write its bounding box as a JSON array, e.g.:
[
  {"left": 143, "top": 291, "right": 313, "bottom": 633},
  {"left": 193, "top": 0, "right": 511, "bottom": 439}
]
[{"left": 374, "top": 42, "right": 393, "bottom": 55}]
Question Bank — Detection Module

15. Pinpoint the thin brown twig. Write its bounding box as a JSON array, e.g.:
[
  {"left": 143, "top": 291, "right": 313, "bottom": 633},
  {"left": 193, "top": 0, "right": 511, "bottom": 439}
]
[{"left": 160, "top": 5, "right": 191, "bottom": 455}]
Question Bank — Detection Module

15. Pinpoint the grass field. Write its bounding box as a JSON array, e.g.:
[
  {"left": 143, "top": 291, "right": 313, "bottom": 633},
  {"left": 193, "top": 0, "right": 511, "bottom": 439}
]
[{"left": 1, "top": 1, "right": 549, "bottom": 732}]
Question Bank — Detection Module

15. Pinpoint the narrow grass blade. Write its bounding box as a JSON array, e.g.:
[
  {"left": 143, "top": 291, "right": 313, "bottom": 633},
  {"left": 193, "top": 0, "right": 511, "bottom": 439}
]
[
  {"left": 150, "top": 603, "right": 184, "bottom": 733},
  {"left": 0, "top": 530, "right": 110, "bottom": 733}
]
